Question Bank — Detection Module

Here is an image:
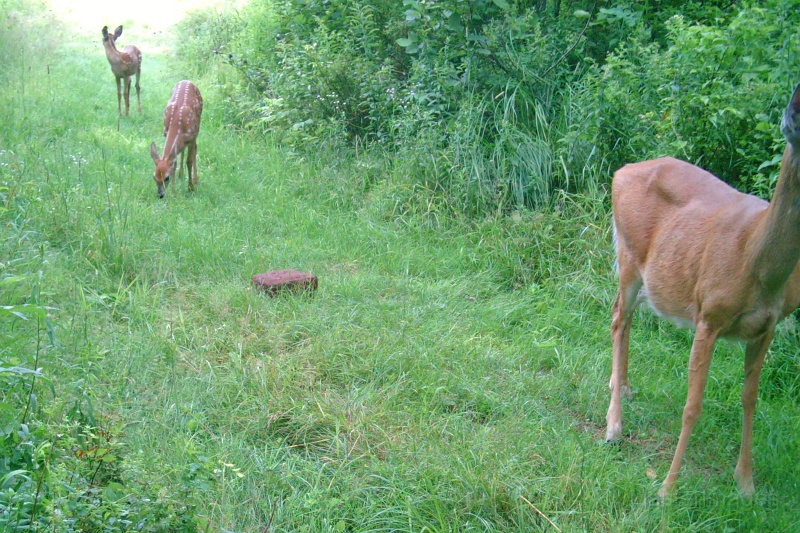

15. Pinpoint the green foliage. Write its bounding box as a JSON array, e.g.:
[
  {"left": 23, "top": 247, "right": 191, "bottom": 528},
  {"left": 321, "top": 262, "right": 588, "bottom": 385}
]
[
  {"left": 174, "top": 6, "right": 242, "bottom": 79},
  {"left": 0, "top": 4, "right": 205, "bottom": 531},
  {"left": 177, "top": 0, "right": 800, "bottom": 209},
  {"left": 1, "top": 1, "right": 800, "bottom": 531},
  {"left": 177, "top": 0, "right": 602, "bottom": 208},
  {"left": 0, "top": 161, "right": 201, "bottom": 533},
  {"left": 581, "top": 0, "right": 800, "bottom": 192}
]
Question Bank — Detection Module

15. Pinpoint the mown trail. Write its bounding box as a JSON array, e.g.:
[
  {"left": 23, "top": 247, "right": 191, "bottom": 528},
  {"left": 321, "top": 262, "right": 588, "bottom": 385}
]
[
  {"left": 2, "top": 2, "right": 799, "bottom": 531},
  {"left": 7, "top": 8, "right": 590, "bottom": 529}
]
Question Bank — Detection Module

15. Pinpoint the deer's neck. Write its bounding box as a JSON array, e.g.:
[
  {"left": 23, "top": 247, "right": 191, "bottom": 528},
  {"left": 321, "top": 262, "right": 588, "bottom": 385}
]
[
  {"left": 161, "top": 100, "right": 191, "bottom": 163},
  {"left": 103, "top": 41, "right": 120, "bottom": 61},
  {"left": 750, "top": 144, "right": 800, "bottom": 293},
  {"left": 162, "top": 125, "right": 184, "bottom": 164}
]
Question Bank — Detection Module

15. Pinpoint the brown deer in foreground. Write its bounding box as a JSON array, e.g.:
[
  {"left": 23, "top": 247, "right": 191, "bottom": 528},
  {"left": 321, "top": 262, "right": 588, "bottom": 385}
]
[
  {"left": 101, "top": 25, "right": 141, "bottom": 128},
  {"left": 605, "top": 83, "right": 800, "bottom": 498},
  {"left": 150, "top": 80, "right": 203, "bottom": 198}
]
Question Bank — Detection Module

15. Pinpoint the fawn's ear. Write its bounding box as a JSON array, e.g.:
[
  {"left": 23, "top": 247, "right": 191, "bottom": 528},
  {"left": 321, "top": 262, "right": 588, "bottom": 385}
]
[
  {"left": 101, "top": 26, "right": 109, "bottom": 40},
  {"left": 114, "top": 26, "right": 123, "bottom": 40},
  {"left": 150, "top": 142, "right": 159, "bottom": 162}
]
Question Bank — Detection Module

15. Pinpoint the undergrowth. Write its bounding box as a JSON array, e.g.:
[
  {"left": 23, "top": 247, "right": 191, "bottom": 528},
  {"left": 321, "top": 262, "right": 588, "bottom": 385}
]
[{"left": 0, "top": 0, "right": 798, "bottom": 531}]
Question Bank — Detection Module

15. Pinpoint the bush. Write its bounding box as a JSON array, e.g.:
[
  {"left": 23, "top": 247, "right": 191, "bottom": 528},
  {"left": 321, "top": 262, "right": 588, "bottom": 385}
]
[
  {"left": 581, "top": 0, "right": 800, "bottom": 194},
  {"left": 178, "top": 0, "right": 799, "bottom": 210}
]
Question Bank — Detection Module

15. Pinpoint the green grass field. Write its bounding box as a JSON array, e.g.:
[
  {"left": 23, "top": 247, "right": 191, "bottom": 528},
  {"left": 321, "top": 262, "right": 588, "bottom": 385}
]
[{"left": 1, "top": 2, "right": 798, "bottom": 531}]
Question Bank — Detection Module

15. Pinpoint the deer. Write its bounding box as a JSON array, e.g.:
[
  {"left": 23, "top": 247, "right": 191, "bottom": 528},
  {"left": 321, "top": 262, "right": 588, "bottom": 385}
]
[
  {"left": 101, "top": 25, "right": 142, "bottom": 128},
  {"left": 150, "top": 80, "right": 203, "bottom": 198},
  {"left": 605, "top": 82, "right": 800, "bottom": 499}
]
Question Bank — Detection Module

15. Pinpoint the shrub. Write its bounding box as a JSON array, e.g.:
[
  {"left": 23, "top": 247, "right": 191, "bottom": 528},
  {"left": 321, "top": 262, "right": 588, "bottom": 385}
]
[
  {"left": 178, "top": 0, "right": 799, "bottom": 210},
  {"left": 580, "top": 0, "right": 800, "bottom": 194}
]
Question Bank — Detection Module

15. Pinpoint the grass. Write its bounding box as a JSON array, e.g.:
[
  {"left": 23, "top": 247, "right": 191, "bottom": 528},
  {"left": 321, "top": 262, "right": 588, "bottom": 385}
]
[{"left": 1, "top": 1, "right": 799, "bottom": 531}]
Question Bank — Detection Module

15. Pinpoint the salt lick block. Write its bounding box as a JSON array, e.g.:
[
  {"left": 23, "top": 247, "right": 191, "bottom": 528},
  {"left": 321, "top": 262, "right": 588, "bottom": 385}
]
[{"left": 251, "top": 269, "right": 318, "bottom": 297}]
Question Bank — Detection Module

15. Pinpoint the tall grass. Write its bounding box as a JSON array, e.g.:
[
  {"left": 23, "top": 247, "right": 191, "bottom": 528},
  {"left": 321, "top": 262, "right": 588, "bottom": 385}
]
[
  {"left": 448, "top": 84, "right": 558, "bottom": 212},
  {"left": 0, "top": 1, "right": 798, "bottom": 531}
]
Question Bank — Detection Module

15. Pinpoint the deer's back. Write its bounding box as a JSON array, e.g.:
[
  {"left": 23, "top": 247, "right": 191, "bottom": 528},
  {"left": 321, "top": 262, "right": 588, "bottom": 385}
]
[
  {"left": 163, "top": 81, "right": 203, "bottom": 142},
  {"left": 612, "top": 157, "right": 767, "bottom": 265},
  {"left": 122, "top": 45, "right": 141, "bottom": 71}
]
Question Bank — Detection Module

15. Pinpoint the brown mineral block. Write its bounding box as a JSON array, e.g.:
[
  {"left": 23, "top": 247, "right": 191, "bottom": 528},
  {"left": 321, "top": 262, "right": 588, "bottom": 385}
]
[{"left": 251, "top": 269, "right": 318, "bottom": 297}]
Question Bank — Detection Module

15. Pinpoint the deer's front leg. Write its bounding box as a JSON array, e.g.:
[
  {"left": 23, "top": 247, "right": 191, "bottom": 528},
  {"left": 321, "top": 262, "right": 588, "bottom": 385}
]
[
  {"left": 659, "top": 322, "right": 718, "bottom": 498},
  {"left": 115, "top": 77, "right": 123, "bottom": 116},
  {"left": 734, "top": 333, "right": 771, "bottom": 497}
]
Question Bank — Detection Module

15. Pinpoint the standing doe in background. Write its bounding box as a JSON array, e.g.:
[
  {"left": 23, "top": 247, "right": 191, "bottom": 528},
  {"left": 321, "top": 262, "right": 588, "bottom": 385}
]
[
  {"left": 101, "top": 25, "right": 141, "bottom": 129},
  {"left": 605, "top": 82, "right": 800, "bottom": 498},
  {"left": 150, "top": 80, "right": 203, "bottom": 198}
]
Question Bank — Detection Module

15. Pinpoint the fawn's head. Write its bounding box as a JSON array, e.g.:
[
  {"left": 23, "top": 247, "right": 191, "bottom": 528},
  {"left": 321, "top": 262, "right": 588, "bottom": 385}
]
[
  {"left": 150, "top": 142, "right": 176, "bottom": 198},
  {"left": 101, "top": 25, "right": 123, "bottom": 48}
]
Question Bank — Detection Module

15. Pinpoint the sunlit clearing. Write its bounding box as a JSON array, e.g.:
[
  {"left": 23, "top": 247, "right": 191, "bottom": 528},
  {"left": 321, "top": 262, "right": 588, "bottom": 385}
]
[{"left": 46, "top": 0, "right": 234, "bottom": 38}]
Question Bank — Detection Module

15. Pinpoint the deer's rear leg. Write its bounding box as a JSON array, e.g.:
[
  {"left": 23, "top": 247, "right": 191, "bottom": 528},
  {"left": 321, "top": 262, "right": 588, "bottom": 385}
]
[
  {"left": 606, "top": 252, "right": 641, "bottom": 442},
  {"left": 123, "top": 77, "right": 132, "bottom": 116},
  {"left": 187, "top": 141, "right": 198, "bottom": 192},
  {"left": 135, "top": 71, "right": 142, "bottom": 114}
]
